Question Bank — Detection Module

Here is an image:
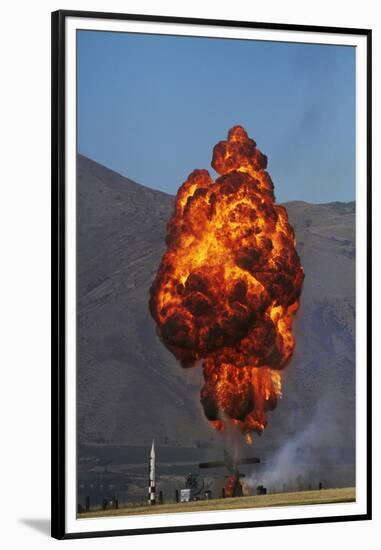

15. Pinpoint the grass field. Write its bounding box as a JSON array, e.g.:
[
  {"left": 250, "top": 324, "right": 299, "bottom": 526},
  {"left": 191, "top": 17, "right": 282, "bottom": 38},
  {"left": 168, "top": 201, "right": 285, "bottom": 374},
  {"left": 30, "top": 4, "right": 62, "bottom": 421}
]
[{"left": 78, "top": 487, "right": 355, "bottom": 518}]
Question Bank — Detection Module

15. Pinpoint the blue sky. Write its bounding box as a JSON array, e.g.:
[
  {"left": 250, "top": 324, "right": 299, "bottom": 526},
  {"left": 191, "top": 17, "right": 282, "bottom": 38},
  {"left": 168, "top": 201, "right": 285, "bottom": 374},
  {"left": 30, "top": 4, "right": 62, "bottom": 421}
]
[{"left": 77, "top": 31, "right": 355, "bottom": 203}]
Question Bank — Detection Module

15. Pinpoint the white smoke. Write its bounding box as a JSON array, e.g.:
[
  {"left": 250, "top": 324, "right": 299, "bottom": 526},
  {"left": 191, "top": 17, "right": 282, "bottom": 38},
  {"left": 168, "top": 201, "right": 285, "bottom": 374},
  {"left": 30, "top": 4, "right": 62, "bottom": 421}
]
[{"left": 245, "top": 390, "right": 355, "bottom": 494}]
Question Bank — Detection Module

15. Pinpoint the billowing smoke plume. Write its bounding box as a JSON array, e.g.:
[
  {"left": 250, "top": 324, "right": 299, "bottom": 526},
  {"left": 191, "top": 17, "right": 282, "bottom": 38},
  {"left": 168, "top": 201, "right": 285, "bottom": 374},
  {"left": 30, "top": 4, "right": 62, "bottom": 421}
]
[
  {"left": 244, "top": 390, "right": 355, "bottom": 492},
  {"left": 149, "top": 126, "right": 304, "bottom": 441}
]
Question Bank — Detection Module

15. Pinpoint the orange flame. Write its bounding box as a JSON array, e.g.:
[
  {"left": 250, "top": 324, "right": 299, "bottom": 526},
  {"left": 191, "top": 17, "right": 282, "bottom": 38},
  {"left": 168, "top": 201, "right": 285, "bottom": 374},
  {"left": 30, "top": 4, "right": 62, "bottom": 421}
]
[{"left": 150, "top": 126, "right": 304, "bottom": 439}]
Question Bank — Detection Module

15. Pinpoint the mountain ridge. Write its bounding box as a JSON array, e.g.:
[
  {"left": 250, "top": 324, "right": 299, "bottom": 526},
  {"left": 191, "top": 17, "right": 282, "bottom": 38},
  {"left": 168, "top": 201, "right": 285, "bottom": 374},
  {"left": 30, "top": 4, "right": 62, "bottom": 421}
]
[{"left": 78, "top": 153, "right": 355, "bottom": 208}]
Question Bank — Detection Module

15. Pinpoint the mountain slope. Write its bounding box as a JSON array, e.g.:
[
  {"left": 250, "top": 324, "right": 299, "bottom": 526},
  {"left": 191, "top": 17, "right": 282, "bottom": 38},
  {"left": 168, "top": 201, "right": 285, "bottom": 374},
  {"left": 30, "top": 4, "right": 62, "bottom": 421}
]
[{"left": 76, "top": 155, "right": 355, "bottom": 462}]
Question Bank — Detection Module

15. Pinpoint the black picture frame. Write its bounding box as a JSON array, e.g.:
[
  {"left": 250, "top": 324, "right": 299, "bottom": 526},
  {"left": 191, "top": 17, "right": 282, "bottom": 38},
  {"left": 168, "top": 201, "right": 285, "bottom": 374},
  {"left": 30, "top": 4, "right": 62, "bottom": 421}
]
[{"left": 51, "top": 9, "right": 372, "bottom": 540}]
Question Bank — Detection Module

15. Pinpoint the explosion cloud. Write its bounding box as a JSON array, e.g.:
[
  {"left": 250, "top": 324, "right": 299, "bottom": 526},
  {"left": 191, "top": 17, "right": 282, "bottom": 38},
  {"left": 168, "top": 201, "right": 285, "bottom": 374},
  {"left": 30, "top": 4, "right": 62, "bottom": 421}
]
[{"left": 149, "top": 126, "right": 304, "bottom": 441}]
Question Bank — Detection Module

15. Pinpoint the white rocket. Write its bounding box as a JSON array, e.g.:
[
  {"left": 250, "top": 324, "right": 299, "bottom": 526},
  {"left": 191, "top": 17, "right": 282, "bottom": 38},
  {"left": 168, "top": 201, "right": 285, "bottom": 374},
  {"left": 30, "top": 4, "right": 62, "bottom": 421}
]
[{"left": 148, "top": 440, "right": 156, "bottom": 505}]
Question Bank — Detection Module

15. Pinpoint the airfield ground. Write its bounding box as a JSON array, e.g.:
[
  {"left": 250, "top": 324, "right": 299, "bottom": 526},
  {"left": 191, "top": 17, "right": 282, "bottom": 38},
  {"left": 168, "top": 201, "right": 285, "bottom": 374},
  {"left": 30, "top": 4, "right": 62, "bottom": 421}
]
[{"left": 78, "top": 487, "right": 355, "bottom": 518}]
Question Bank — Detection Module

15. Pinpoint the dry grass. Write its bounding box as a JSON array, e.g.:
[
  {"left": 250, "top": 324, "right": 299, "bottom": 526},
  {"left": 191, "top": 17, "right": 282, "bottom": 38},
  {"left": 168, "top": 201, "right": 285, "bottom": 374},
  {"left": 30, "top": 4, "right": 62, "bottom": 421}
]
[{"left": 78, "top": 487, "right": 355, "bottom": 518}]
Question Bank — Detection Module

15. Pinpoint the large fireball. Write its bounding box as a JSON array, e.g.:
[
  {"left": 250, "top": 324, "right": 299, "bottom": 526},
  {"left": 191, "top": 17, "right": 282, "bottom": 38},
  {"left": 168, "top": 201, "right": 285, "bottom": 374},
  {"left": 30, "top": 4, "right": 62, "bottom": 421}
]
[{"left": 149, "top": 126, "right": 304, "bottom": 441}]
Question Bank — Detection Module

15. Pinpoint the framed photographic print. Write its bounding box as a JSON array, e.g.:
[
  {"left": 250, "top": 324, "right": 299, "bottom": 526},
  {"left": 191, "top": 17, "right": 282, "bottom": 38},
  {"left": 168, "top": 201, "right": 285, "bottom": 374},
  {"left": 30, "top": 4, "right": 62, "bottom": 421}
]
[{"left": 51, "top": 9, "right": 372, "bottom": 540}]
